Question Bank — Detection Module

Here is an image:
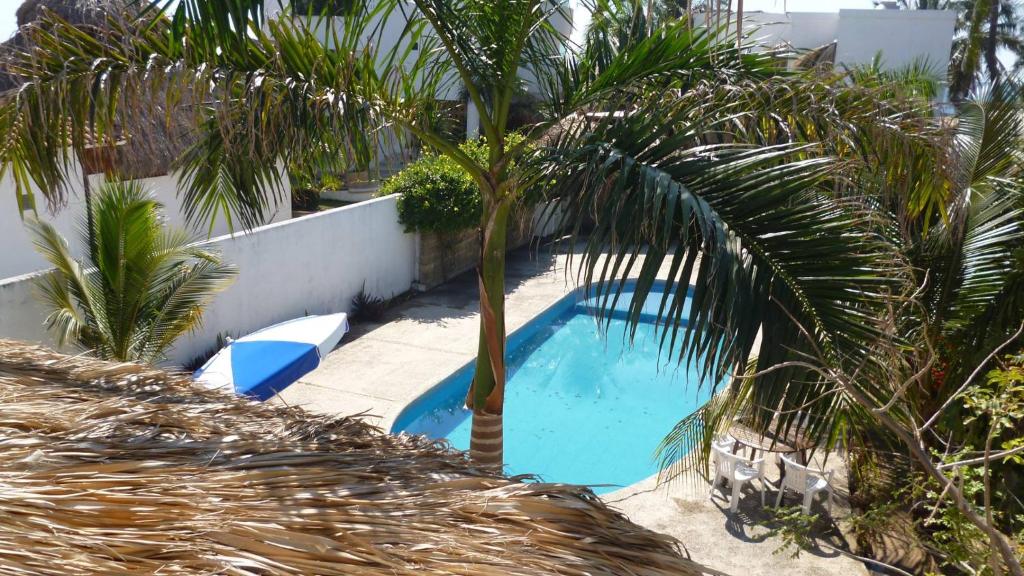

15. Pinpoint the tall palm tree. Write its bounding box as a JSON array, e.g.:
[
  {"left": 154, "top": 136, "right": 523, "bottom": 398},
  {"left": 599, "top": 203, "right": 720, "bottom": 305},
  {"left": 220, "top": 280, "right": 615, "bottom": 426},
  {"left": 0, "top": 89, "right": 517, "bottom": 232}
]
[
  {"left": 28, "top": 180, "right": 236, "bottom": 364},
  {"left": 940, "top": 0, "right": 1023, "bottom": 99},
  {"left": 0, "top": 0, "right": 959, "bottom": 486}
]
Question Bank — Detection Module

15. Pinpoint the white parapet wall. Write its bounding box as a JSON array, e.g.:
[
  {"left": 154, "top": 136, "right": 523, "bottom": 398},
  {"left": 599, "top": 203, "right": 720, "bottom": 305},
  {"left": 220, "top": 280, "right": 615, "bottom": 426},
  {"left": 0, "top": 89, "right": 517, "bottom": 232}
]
[
  {"left": 0, "top": 195, "right": 417, "bottom": 367},
  {"left": 0, "top": 270, "right": 52, "bottom": 348},
  {"left": 834, "top": 9, "right": 957, "bottom": 72},
  {"left": 0, "top": 167, "right": 292, "bottom": 280}
]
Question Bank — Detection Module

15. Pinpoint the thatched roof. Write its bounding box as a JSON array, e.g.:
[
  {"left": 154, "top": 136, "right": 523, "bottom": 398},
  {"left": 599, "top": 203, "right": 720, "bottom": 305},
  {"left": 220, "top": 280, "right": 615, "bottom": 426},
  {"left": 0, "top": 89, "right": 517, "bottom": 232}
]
[
  {"left": 1, "top": 0, "right": 188, "bottom": 180},
  {"left": 1, "top": 0, "right": 129, "bottom": 92},
  {"left": 0, "top": 339, "right": 716, "bottom": 575},
  {"left": 793, "top": 41, "right": 838, "bottom": 72}
]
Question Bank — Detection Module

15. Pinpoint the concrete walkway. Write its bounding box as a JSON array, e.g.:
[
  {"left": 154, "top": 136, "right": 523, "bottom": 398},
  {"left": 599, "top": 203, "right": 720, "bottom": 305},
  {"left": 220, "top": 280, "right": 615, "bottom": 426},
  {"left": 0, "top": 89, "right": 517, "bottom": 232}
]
[
  {"left": 277, "top": 247, "right": 576, "bottom": 430},
  {"left": 276, "top": 246, "right": 868, "bottom": 576}
]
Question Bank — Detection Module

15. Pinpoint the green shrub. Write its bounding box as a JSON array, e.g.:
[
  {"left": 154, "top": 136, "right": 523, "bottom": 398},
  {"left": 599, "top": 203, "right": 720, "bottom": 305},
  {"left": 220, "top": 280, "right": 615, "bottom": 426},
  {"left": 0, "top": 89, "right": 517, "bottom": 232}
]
[
  {"left": 381, "top": 134, "right": 529, "bottom": 234},
  {"left": 383, "top": 153, "right": 481, "bottom": 233}
]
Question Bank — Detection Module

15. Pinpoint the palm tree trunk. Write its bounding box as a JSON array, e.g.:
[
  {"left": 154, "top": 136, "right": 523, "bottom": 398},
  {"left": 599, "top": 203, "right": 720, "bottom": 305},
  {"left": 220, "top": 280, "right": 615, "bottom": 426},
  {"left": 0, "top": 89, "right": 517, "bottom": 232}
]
[
  {"left": 984, "top": 0, "right": 1001, "bottom": 82},
  {"left": 960, "top": 0, "right": 993, "bottom": 97},
  {"left": 77, "top": 151, "right": 97, "bottom": 263},
  {"left": 735, "top": 0, "right": 743, "bottom": 49},
  {"left": 467, "top": 196, "right": 511, "bottom": 469}
]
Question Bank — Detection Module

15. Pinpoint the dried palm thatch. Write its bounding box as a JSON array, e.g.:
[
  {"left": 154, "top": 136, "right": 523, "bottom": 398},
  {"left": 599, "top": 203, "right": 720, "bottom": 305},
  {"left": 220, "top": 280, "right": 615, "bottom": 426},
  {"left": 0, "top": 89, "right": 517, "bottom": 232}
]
[
  {"left": 0, "top": 0, "right": 192, "bottom": 187},
  {"left": 793, "top": 41, "right": 838, "bottom": 72},
  {"left": 0, "top": 339, "right": 720, "bottom": 576}
]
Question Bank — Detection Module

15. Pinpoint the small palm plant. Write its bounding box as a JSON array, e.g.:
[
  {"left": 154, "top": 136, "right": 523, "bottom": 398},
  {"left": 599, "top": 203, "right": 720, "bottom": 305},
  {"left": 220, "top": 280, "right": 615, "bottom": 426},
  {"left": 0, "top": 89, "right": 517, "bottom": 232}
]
[{"left": 28, "top": 181, "right": 237, "bottom": 364}]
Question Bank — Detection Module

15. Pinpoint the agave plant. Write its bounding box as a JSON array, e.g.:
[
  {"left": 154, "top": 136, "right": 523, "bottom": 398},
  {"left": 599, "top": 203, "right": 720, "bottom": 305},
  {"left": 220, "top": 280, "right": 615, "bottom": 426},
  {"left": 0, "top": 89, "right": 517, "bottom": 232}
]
[{"left": 28, "top": 180, "right": 236, "bottom": 364}]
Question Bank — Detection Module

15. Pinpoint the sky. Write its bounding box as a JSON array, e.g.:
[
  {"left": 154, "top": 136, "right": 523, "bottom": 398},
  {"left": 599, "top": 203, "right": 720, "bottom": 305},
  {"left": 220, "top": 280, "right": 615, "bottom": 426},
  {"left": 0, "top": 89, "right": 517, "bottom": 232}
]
[{"left": 0, "top": 0, "right": 17, "bottom": 41}]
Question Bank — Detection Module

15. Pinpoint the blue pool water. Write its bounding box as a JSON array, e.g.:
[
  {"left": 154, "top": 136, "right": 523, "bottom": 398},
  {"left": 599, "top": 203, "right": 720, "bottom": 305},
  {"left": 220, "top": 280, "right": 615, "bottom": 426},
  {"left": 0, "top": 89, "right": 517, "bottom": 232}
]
[{"left": 392, "top": 284, "right": 714, "bottom": 494}]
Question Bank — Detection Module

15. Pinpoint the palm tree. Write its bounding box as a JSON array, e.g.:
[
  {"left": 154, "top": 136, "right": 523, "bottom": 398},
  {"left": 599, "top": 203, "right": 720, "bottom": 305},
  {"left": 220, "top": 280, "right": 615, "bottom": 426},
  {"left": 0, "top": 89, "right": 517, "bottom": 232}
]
[
  {"left": 0, "top": 0, "right": 828, "bottom": 468},
  {"left": 638, "top": 77, "right": 1024, "bottom": 574},
  {"left": 28, "top": 180, "right": 237, "bottom": 364},
  {"left": 913, "top": 82, "right": 1024, "bottom": 381},
  {"left": 937, "top": 0, "right": 1023, "bottom": 99}
]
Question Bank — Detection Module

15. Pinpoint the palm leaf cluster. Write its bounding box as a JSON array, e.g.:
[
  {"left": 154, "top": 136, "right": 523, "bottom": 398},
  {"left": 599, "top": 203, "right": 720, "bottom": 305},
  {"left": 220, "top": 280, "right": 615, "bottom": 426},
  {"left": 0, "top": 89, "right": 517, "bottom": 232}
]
[
  {"left": 543, "top": 80, "right": 910, "bottom": 473},
  {"left": 912, "top": 81, "right": 1024, "bottom": 388},
  {"left": 0, "top": 2, "right": 394, "bottom": 228},
  {"left": 29, "top": 181, "right": 236, "bottom": 364}
]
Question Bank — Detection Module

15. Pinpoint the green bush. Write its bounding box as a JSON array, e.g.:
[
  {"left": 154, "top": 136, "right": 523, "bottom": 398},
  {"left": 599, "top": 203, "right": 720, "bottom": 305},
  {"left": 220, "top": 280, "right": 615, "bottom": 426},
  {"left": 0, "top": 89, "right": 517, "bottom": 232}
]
[
  {"left": 383, "top": 152, "right": 481, "bottom": 233},
  {"left": 381, "top": 135, "right": 529, "bottom": 234}
]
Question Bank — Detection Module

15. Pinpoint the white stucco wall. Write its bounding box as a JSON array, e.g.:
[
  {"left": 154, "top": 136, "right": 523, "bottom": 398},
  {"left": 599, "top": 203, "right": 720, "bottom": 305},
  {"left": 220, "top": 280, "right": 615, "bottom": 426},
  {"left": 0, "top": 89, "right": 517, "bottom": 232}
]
[
  {"left": 0, "top": 270, "right": 51, "bottom": 348},
  {"left": 721, "top": 9, "right": 954, "bottom": 76},
  {"left": 0, "top": 166, "right": 292, "bottom": 280},
  {"left": 0, "top": 195, "right": 417, "bottom": 367},
  {"left": 785, "top": 12, "right": 841, "bottom": 50},
  {"left": 739, "top": 11, "right": 839, "bottom": 52},
  {"left": 168, "top": 195, "right": 416, "bottom": 366},
  {"left": 834, "top": 9, "right": 956, "bottom": 72}
]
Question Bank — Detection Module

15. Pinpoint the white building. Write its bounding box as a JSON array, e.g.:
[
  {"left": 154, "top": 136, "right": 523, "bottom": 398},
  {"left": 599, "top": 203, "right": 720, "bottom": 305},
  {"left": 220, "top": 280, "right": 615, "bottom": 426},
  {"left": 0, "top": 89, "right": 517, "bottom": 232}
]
[{"left": 739, "top": 8, "right": 957, "bottom": 83}]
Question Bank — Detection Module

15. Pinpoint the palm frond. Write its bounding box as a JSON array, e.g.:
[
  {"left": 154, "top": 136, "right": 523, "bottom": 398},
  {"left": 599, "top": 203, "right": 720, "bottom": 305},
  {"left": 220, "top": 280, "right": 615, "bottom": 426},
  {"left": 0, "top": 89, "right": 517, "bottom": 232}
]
[
  {"left": 139, "top": 258, "right": 238, "bottom": 364},
  {"left": 27, "top": 181, "right": 236, "bottom": 364},
  {"left": 542, "top": 88, "right": 906, "bottom": 479},
  {"left": 0, "top": 3, "right": 390, "bottom": 230},
  {"left": 27, "top": 219, "right": 97, "bottom": 349}
]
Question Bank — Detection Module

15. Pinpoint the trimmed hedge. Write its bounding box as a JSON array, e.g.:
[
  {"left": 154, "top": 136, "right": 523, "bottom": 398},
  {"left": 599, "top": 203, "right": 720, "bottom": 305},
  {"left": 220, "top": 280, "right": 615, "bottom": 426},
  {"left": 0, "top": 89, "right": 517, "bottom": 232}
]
[
  {"left": 382, "top": 152, "right": 481, "bottom": 234},
  {"left": 382, "top": 135, "right": 528, "bottom": 234}
]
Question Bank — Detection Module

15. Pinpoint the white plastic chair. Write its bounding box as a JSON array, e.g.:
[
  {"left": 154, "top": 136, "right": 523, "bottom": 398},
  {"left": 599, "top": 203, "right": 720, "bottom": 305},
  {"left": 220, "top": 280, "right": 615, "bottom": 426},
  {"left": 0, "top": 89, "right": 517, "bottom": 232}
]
[
  {"left": 774, "top": 454, "right": 834, "bottom": 515},
  {"left": 710, "top": 444, "right": 766, "bottom": 512},
  {"left": 713, "top": 434, "right": 737, "bottom": 452}
]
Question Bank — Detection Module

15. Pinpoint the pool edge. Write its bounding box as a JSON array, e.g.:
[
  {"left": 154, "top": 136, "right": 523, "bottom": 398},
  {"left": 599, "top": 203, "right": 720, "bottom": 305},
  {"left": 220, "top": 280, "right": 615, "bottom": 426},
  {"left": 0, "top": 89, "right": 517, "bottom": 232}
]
[{"left": 388, "top": 278, "right": 684, "bottom": 434}]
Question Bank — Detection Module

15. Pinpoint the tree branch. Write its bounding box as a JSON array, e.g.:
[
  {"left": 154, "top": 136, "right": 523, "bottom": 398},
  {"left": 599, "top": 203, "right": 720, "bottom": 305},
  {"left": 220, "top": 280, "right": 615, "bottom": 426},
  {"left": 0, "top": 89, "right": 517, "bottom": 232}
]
[
  {"left": 920, "top": 322, "right": 1024, "bottom": 433},
  {"left": 938, "top": 444, "right": 1024, "bottom": 470}
]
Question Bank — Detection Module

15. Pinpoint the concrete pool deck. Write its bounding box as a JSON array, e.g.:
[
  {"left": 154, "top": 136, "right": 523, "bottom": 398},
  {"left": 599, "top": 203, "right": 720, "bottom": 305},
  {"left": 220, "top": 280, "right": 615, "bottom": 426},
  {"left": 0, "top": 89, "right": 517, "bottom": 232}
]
[{"left": 276, "top": 245, "right": 869, "bottom": 576}]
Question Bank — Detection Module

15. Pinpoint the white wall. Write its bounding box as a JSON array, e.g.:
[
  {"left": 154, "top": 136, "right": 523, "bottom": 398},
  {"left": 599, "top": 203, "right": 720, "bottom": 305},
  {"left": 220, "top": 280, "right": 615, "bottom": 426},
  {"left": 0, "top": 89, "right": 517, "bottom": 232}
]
[
  {"left": 169, "top": 195, "right": 416, "bottom": 365},
  {"left": 835, "top": 9, "right": 956, "bottom": 72},
  {"left": 739, "top": 11, "right": 839, "bottom": 52},
  {"left": 0, "top": 193, "right": 573, "bottom": 369},
  {"left": 0, "top": 270, "right": 51, "bottom": 348},
  {"left": 0, "top": 165, "right": 292, "bottom": 280},
  {"left": 0, "top": 195, "right": 416, "bottom": 367},
  {"left": 727, "top": 9, "right": 954, "bottom": 76},
  {"left": 786, "top": 12, "right": 840, "bottom": 50}
]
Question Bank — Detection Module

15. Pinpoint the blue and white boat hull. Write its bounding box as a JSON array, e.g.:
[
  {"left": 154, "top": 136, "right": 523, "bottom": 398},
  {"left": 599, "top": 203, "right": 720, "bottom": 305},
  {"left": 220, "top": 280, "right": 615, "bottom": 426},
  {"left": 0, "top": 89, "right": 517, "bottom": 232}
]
[{"left": 194, "top": 313, "right": 349, "bottom": 401}]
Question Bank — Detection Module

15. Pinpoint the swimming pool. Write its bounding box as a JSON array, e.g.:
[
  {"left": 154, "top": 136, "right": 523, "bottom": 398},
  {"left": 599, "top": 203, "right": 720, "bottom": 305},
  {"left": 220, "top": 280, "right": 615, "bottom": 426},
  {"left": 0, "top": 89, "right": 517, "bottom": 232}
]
[{"left": 392, "top": 281, "right": 714, "bottom": 494}]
